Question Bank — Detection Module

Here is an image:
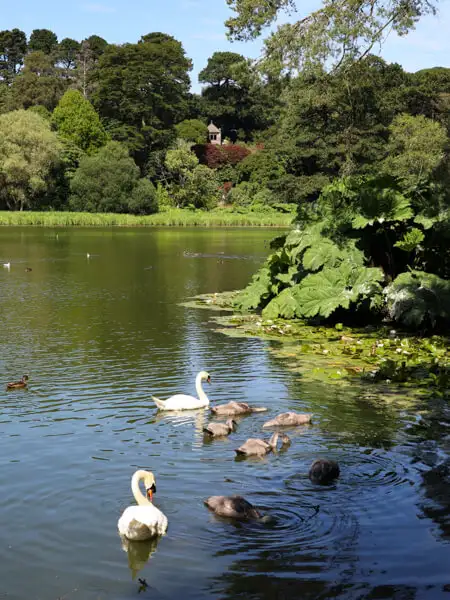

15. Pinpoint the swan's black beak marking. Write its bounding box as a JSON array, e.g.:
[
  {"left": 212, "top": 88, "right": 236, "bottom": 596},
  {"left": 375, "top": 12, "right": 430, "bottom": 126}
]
[
  {"left": 146, "top": 483, "right": 156, "bottom": 500},
  {"left": 207, "top": 376, "right": 211, "bottom": 384}
]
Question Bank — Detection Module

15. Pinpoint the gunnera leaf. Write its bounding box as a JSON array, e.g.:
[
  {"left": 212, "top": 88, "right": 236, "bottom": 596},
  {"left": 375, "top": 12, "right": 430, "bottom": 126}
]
[
  {"left": 384, "top": 270, "right": 450, "bottom": 327},
  {"left": 302, "top": 238, "right": 364, "bottom": 271},
  {"left": 234, "top": 267, "right": 272, "bottom": 311},
  {"left": 294, "top": 264, "right": 384, "bottom": 319},
  {"left": 262, "top": 287, "right": 300, "bottom": 319},
  {"left": 394, "top": 227, "right": 424, "bottom": 252},
  {"left": 352, "top": 189, "right": 413, "bottom": 229}
]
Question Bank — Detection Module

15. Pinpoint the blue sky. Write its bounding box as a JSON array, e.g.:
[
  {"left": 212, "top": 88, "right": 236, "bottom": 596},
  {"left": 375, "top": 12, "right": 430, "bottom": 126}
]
[{"left": 2, "top": 0, "right": 450, "bottom": 91}]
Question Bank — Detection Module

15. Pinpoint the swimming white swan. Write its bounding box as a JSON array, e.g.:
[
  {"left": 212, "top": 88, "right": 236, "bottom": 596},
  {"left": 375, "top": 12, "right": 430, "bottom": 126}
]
[
  {"left": 3, "top": 262, "right": 10, "bottom": 269},
  {"left": 118, "top": 470, "right": 168, "bottom": 541},
  {"left": 152, "top": 371, "right": 211, "bottom": 411}
]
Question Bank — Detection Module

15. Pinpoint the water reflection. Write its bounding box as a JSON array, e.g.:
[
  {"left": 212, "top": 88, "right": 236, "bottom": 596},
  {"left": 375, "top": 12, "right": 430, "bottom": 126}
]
[
  {"left": 120, "top": 536, "right": 161, "bottom": 579},
  {"left": 1, "top": 228, "right": 450, "bottom": 600}
]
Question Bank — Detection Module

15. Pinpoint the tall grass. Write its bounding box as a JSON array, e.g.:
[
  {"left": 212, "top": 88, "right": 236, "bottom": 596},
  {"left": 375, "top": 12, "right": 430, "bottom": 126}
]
[{"left": 0, "top": 209, "right": 292, "bottom": 228}]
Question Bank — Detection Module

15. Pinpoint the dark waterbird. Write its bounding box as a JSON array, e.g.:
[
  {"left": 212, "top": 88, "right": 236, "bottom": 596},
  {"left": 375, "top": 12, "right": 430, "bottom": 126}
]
[
  {"left": 309, "top": 458, "right": 340, "bottom": 484},
  {"left": 6, "top": 374, "right": 29, "bottom": 390}
]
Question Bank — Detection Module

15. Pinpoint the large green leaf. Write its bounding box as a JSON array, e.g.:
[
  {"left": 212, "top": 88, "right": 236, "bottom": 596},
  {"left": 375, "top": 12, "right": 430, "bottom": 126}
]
[
  {"left": 294, "top": 264, "right": 384, "bottom": 318},
  {"left": 262, "top": 287, "right": 300, "bottom": 319},
  {"left": 234, "top": 267, "right": 272, "bottom": 310},
  {"left": 302, "top": 238, "right": 364, "bottom": 271},
  {"left": 352, "top": 189, "right": 413, "bottom": 229},
  {"left": 394, "top": 227, "right": 424, "bottom": 252},
  {"left": 385, "top": 270, "right": 450, "bottom": 327}
]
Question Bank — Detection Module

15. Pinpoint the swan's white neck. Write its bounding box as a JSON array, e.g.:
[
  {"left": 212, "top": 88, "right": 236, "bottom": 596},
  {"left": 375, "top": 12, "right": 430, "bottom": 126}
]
[
  {"left": 195, "top": 373, "right": 209, "bottom": 403},
  {"left": 131, "top": 470, "right": 151, "bottom": 506}
]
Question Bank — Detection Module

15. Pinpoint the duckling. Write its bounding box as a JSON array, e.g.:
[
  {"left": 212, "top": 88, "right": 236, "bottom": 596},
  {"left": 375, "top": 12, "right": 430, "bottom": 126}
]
[
  {"left": 203, "top": 418, "right": 237, "bottom": 437},
  {"left": 204, "top": 495, "right": 262, "bottom": 520},
  {"left": 211, "top": 401, "right": 267, "bottom": 417},
  {"left": 235, "top": 432, "right": 290, "bottom": 457},
  {"left": 262, "top": 412, "right": 313, "bottom": 428},
  {"left": 309, "top": 459, "right": 340, "bottom": 484},
  {"left": 6, "top": 375, "right": 29, "bottom": 390}
]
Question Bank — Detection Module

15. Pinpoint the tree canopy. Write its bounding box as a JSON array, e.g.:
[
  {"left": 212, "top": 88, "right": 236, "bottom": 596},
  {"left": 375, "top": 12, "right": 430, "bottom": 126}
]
[
  {"left": 225, "top": 0, "right": 436, "bottom": 74},
  {"left": 52, "top": 90, "right": 108, "bottom": 154},
  {"left": 92, "top": 34, "right": 192, "bottom": 166},
  {"left": 0, "top": 109, "right": 62, "bottom": 210}
]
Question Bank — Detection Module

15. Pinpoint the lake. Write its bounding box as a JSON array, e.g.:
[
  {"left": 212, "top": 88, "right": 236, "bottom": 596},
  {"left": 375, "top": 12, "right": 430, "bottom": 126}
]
[{"left": 0, "top": 227, "right": 449, "bottom": 600}]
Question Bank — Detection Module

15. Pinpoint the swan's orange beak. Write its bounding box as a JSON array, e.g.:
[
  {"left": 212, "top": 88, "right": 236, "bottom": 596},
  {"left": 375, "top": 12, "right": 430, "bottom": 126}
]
[{"left": 146, "top": 483, "right": 156, "bottom": 501}]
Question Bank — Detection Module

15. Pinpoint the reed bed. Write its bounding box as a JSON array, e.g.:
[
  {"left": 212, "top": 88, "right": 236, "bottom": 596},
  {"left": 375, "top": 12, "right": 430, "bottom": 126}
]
[{"left": 0, "top": 209, "right": 292, "bottom": 228}]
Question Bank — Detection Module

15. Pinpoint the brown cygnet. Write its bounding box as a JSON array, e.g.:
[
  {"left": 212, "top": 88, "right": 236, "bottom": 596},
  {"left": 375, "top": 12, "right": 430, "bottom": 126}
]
[
  {"left": 204, "top": 495, "right": 262, "bottom": 519},
  {"left": 235, "top": 432, "right": 291, "bottom": 457},
  {"left": 262, "top": 412, "right": 312, "bottom": 428},
  {"left": 211, "top": 401, "right": 268, "bottom": 417},
  {"left": 203, "top": 418, "right": 237, "bottom": 437}
]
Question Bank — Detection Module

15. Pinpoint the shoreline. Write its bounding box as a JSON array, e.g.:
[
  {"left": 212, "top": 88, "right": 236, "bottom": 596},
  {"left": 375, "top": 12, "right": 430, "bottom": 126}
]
[
  {"left": 0, "top": 210, "right": 293, "bottom": 228},
  {"left": 183, "top": 292, "right": 450, "bottom": 398}
]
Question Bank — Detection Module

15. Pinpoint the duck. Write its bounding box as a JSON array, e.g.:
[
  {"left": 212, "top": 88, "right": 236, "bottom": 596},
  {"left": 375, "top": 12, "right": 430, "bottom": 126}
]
[
  {"left": 6, "top": 375, "right": 29, "bottom": 390},
  {"left": 152, "top": 371, "right": 211, "bottom": 411},
  {"left": 25, "top": 267, "right": 32, "bottom": 272},
  {"left": 235, "top": 432, "right": 291, "bottom": 457},
  {"left": 204, "top": 495, "right": 262, "bottom": 520},
  {"left": 118, "top": 470, "right": 168, "bottom": 541},
  {"left": 309, "top": 459, "right": 340, "bottom": 484},
  {"left": 262, "top": 411, "right": 313, "bottom": 428},
  {"left": 211, "top": 401, "right": 267, "bottom": 417},
  {"left": 203, "top": 418, "right": 237, "bottom": 437}
]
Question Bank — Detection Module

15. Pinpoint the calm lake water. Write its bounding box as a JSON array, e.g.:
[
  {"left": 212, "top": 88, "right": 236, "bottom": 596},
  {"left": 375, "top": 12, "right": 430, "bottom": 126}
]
[{"left": 0, "top": 227, "right": 450, "bottom": 600}]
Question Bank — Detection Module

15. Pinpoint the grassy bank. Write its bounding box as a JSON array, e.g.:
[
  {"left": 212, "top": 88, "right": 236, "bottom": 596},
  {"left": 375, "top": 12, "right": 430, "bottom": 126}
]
[{"left": 0, "top": 209, "right": 293, "bottom": 228}]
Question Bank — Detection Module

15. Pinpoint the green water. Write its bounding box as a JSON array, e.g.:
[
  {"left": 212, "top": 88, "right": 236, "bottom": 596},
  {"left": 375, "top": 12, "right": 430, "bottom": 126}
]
[{"left": 0, "top": 227, "right": 449, "bottom": 600}]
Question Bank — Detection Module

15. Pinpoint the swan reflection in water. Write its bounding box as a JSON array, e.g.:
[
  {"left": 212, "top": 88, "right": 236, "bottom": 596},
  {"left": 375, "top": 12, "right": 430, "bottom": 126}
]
[
  {"left": 152, "top": 408, "right": 207, "bottom": 446},
  {"left": 120, "top": 535, "right": 160, "bottom": 579}
]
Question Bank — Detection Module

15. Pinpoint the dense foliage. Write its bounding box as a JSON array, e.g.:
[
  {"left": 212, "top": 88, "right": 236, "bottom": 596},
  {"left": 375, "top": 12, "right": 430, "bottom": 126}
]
[{"left": 0, "top": 21, "right": 449, "bottom": 330}]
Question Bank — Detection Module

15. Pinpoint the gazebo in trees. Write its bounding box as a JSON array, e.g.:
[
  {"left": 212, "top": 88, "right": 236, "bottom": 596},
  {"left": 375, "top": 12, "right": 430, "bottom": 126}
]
[{"left": 207, "top": 121, "right": 221, "bottom": 145}]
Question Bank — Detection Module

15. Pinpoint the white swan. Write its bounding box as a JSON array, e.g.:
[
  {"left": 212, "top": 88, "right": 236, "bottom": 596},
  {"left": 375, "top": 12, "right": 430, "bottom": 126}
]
[
  {"left": 152, "top": 371, "right": 211, "bottom": 411},
  {"left": 3, "top": 262, "right": 10, "bottom": 269},
  {"left": 118, "top": 470, "right": 168, "bottom": 541}
]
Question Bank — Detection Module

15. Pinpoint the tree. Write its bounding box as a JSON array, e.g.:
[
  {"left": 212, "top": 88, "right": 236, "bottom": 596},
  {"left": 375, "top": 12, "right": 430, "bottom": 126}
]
[
  {"left": 11, "top": 51, "right": 66, "bottom": 110},
  {"left": 28, "top": 29, "right": 58, "bottom": 55},
  {"left": 225, "top": 0, "right": 436, "bottom": 75},
  {"left": 199, "top": 51, "right": 246, "bottom": 87},
  {"left": 52, "top": 90, "right": 108, "bottom": 153},
  {"left": 70, "top": 141, "right": 157, "bottom": 213},
  {"left": 92, "top": 34, "right": 191, "bottom": 166},
  {"left": 164, "top": 140, "right": 221, "bottom": 208},
  {"left": 83, "top": 35, "right": 108, "bottom": 60},
  {"left": 199, "top": 51, "right": 279, "bottom": 139},
  {"left": 71, "top": 36, "right": 107, "bottom": 99},
  {"left": 175, "top": 119, "right": 207, "bottom": 144},
  {"left": 0, "top": 28, "right": 27, "bottom": 82},
  {"left": 57, "top": 38, "right": 81, "bottom": 70},
  {"left": 0, "top": 109, "right": 62, "bottom": 210},
  {"left": 383, "top": 114, "right": 448, "bottom": 196}
]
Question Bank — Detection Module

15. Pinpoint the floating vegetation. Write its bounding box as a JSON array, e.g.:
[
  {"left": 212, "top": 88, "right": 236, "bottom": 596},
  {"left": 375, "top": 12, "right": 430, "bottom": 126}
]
[{"left": 186, "top": 292, "right": 450, "bottom": 397}]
